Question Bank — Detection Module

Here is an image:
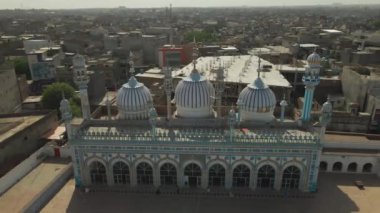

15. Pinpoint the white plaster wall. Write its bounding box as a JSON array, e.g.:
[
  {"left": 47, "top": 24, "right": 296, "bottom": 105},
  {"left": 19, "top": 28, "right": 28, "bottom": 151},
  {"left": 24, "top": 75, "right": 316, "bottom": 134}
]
[
  {"left": 0, "top": 146, "right": 47, "bottom": 194},
  {"left": 320, "top": 154, "right": 378, "bottom": 174}
]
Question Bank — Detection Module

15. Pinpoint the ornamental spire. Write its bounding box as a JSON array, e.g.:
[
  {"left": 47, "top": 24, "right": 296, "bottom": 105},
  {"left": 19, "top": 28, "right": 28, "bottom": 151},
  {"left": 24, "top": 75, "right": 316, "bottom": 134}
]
[
  {"left": 257, "top": 50, "right": 261, "bottom": 78},
  {"left": 189, "top": 37, "right": 201, "bottom": 81},
  {"left": 129, "top": 51, "right": 135, "bottom": 75},
  {"left": 192, "top": 37, "right": 198, "bottom": 72}
]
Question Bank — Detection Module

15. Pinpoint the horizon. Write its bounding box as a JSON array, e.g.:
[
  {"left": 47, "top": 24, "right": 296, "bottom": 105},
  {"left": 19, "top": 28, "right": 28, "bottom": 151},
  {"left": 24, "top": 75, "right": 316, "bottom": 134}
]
[{"left": 1, "top": 0, "right": 380, "bottom": 10}]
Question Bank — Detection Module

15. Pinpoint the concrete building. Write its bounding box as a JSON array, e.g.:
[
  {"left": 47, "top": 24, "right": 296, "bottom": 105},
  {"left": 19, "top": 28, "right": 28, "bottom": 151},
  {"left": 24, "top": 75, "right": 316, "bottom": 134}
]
[
  {"left": 65, "top": 51, "right": 331, "bottom": 193},
  {"left": 0, "top": 111, "right": 58, "bottom": 176},
  {"left": 26, "top": 46, "right": 64, "bottom": 81},
  {"left": 0, "top": 62, "right": 22, "bottom": 114}
]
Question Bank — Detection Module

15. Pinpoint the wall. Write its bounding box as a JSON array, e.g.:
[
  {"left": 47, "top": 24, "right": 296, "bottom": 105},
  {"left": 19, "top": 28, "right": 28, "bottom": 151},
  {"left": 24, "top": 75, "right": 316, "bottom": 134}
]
[
  {"left": 320, "top": 154, "right": 378, "bottom": 174},
  {"left": 0, "top": 62, "right": 22, "bottom": 114},
  {"left": 0, "top": 111, "right": 58, "bottom": 175},
  {"left": 0, "top": 146, "right": 46, "bottom": 194},
  {"left": 22, "top": 163, "right": 72, "bottom": 213}
]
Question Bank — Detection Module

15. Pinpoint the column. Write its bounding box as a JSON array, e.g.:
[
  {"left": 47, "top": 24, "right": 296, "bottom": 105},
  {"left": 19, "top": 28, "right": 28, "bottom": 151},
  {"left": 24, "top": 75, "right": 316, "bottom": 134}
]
[
  {"left": 301, "top": 88, "right": 310, "bottom": 121},
  {"left": 225, "top": 166, "right": 232, "bottom": 189},
  {"left": 250, "top": 166, "right": 256, "bottom": 190},
  {"left": 106, "top": 163, "right": 113, "bottom": 186},
  {"left": 72, "top": 148, "right": 82, "bottom": 187},
  {"left": 153, "top": 164, "right": 160, "bottom": 187},
  {"left": 274, "top": 168, "right": 282, "bottom": 191},
  {"left": 308, "top": 150, "right": 321, "bottom": 192},
  {"left": 201, "top": 168, "right": 208, "bottom": 189},
  {"left": 130, "top": 165, "right": 137, "bottom": 186}
]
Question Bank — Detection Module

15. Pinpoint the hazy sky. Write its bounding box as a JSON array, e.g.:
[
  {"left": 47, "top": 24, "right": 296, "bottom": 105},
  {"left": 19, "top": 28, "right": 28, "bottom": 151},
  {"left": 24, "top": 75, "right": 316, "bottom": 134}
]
[{"left": 0, "top": 0, "right": 378, "bottom": 9}]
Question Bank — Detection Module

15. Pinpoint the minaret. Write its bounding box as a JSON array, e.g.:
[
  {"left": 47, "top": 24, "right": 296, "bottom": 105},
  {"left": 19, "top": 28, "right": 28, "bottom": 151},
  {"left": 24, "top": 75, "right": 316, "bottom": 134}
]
[
  {"left": 163, "top": 66, "right": 172, "bottom": 120},
  {"left": 228, "top": 107, "right": 236, "bottom": 142},
  {"left": 149, "top": 107, "right": 158, "bottom": 140},
  {"left": 59, "top": 92, "right": 72, "bottom": 140},
  {"left": 280, "top": 95, "right": 288, "bottom": 123},
  {"left": 301, "top": 50, "right": 321, "bottom": 122},
  {"left": 73, "top": 54, "right": 91, "bottom": 120},
  {"left": 105, "top": 89, "right": 112, "bottom": 120},
  {"left": 190, "top": 37, "right": 200, "bottom": 81},
  {"left": 309, "top": 96, "right": 332, "bottom": 192}
]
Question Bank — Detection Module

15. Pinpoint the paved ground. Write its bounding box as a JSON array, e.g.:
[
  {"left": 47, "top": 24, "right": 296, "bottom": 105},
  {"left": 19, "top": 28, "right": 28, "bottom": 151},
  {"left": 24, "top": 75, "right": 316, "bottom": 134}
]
[
  {"left": 0, "top": 158, "right": 71, "bottom": 213},
  {"left": 42, "top": 173, "right": 380, "bottom": 213}
]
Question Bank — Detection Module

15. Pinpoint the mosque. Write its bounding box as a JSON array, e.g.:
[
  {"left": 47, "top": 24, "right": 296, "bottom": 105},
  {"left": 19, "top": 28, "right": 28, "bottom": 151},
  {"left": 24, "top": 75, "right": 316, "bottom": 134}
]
[{"left": 61, "top": 45, "right": 333, "bottom": 193}]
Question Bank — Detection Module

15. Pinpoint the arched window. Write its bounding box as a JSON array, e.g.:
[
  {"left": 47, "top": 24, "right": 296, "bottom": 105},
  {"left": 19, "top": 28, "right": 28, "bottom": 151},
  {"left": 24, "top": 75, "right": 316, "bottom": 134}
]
[
  {"left": 319, "top": 161, "right": 328, "bottom": 172},
  {"left": 332, "top": 162, "right": 342, "bottom": 172},
  {"left": 184, "top": 163, "right": 202, "bottom": 187},
  {"left": 136, "top": 162, "right": 153, "bottom": 185},
  {"left": 233, "top": 164, "right": 250, "bottom": 187},
  {"left": 347, "top": 162, "right": 357, "bottom": 172},
  {"left": 257, "top": 165, "right": 275, "bottom": 189},
  {"left": 113, "top": 161, "right": 130, "bottom": 184},
  {"left": 160, "top": 163, "right": 177, "bottom": 185},
  {"left": 282, "top": 166, "right": 301, "bottom": 189},
  {"left": 362, "top": 163, "right": 373, "bottom": 173},
  {"left": 208, "top": 164, "right": 225, "bottom": 187},
  {"left": 89, "top": 161, "right": 107, "bottom": 185}
]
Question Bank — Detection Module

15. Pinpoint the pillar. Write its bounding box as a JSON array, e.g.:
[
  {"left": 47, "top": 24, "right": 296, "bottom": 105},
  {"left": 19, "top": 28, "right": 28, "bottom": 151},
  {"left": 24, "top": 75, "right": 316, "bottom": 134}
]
[
  {"left": 106, "top": 167, "right": 113, "bottom": 186},
  {"left": 274, "top": 168, "right": 282, "bottom": 191},
  {"left": 225, "top": 166, "right": 232, "bottom": 189},
  {"left": 250, "top": 166, "right": 256, "bottom": 190},
  {"left": 201, "top": 168, "right": 208, "bottom": 189},
  {"left": 153, "top": 164, "right": 160, "bottom": 187},
  {"left": 72, "top": 148, "right": 82, "bottom": 187},
  {"left": 130, "top": 165, "right": 137, "bottom": 186}
]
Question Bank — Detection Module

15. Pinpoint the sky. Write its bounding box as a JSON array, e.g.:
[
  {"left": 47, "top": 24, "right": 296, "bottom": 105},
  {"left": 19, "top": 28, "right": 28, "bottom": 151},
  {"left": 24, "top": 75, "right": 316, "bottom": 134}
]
[{"left": 0, "top": 0, "right": 378, "bottom": 9}]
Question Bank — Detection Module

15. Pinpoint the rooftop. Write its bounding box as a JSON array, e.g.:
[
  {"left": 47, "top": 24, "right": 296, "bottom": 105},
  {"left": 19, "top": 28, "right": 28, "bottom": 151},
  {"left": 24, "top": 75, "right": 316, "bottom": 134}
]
[
  {"left": 173, "top": 55, "right": 291, "bottom": 88},
  {"left": 0, "top": 114, "right": 46, "bottom": 144},
  {"left": 0, "top": 158, "right": 71, "bottom": 213},
  {"left": 42, "top": 173, "right": 380, "bottom": 213},
  {"left": 74, "top": 119, "right": 318, "bottom": 146}
]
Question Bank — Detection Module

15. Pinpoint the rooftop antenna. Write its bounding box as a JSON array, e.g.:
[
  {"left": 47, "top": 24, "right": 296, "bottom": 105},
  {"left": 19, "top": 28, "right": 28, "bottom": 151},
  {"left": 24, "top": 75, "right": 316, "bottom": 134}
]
[
  {"left": 257, "top": 50, "right": 261, "bottom": 78},
  {"left": 192, "top": 37, "right": 198, "bottom": 72},
  {"left": 129, "top": 51, "right": 135, "bottom": 76}
]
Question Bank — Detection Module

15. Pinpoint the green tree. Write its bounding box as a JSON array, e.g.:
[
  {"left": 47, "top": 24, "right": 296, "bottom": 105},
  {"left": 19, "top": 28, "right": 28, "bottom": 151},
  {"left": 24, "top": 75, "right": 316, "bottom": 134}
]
[
  {"left": 13, "top": 57, "right": 31, "bottom": 79},
  {"left": 184, "top": 30, "right": 218, "bottom": 43},
  {"left": 41, "top": 82, "right": 82, "bottom": 117}
]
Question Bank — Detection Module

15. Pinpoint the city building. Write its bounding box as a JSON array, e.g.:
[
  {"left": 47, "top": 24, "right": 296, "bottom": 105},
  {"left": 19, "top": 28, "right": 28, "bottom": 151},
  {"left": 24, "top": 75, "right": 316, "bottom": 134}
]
[
  {"left": 65, "top": 50, "right": 332, "bottom": 193},
  {"left": 0, "top": 62, "right": 22, "bottom": 114}
]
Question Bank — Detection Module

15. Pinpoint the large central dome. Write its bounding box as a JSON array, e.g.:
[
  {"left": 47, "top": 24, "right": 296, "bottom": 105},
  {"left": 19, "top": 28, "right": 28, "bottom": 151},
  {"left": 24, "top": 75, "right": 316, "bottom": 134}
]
[
  {"left": 174, "top": 70, "right": 215, "bottom": 118},
  {"left": 116, "top": 76, "right": 153, "bottom": 120},
  {"left": 237, "top": 77, "right": 276, "bottom": 123}
]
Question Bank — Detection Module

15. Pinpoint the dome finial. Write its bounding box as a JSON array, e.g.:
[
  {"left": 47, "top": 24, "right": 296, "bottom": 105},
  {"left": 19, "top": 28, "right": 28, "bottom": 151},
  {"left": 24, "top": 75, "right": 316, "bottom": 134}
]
[
  {"left": 256, "top": 49, "right": 262, "bottom": 78},
  {"left": 192, "top": 37, "right": 198, "bottom": 72},
  {"left": 189, "top": 37, "right": 201, "bottom": 81},
  {"left": 129, "top": 51, "right": 135, "bottom": 75}
]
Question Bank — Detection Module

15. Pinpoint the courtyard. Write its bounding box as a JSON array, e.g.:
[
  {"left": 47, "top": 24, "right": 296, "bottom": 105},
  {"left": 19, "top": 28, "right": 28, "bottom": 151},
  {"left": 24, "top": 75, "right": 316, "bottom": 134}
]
[{"left": 41, "top": 173, "right": 380, "bottom": 213}]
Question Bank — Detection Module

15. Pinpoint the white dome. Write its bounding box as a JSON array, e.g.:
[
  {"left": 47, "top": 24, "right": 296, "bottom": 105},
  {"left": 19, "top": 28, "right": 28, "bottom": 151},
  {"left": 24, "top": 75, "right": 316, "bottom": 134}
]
[
  {"left": 237, "top": 77, "right": 276, "bottom": 123},
  {"left": 307, "top": 52, "right": 321, "bottom": 66},
  {"left": 73, "top": 54, "right": 86, "bottom": 68},
  {"left": 174, "top": 71, "right": 215, "bottom": 118},
  {"left": 116, "top": 76, "right": 153, "bottom": 120}
]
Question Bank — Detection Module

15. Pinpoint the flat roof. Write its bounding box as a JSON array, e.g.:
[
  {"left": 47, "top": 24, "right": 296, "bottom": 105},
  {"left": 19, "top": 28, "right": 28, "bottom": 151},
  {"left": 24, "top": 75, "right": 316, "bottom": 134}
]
[
  {"left": 42, "top": 174, "right": 380, "bottom": 213},
  {"left": 173, "top": 55, "right": 291, "bottom": 88},
  {"left": 0, "top": 158, "right": 71, "bottom": 213},
  {"left": 322, "top": 29, "right": 344, "bottom": 34},
  {"left": 0, "top": 115, "right": 46, "bottom": 143}
]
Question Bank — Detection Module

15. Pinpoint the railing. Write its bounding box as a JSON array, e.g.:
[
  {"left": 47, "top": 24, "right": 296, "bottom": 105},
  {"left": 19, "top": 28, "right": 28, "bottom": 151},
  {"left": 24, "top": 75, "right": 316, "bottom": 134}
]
[{"left": 74, "top": 129, "right": 319, "bottom": 145}]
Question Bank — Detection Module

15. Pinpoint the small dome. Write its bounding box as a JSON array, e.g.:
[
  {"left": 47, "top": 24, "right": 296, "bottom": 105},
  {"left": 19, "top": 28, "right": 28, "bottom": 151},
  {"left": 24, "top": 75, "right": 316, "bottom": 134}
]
[
  {"left": 116, "top": 76, "right": 153, "bottom": 120},
  {"left": 73, "top": 54, "right": 86, "bottom": 67},
  {"left": 307, "top": 52, "right": 321, "bottom": 66},
  {"left": 237, "top": 77, "right": 276, "bottom": 122},
  {"left": 174, "top": 71, "right": 215, "bottom": 118}
]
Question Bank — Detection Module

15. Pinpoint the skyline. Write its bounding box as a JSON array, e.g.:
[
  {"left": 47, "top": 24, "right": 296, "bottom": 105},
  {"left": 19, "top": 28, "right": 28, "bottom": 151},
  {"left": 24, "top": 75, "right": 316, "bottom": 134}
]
[{"left": 1, "top": 0, "right": 380, "bottom": 9}]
